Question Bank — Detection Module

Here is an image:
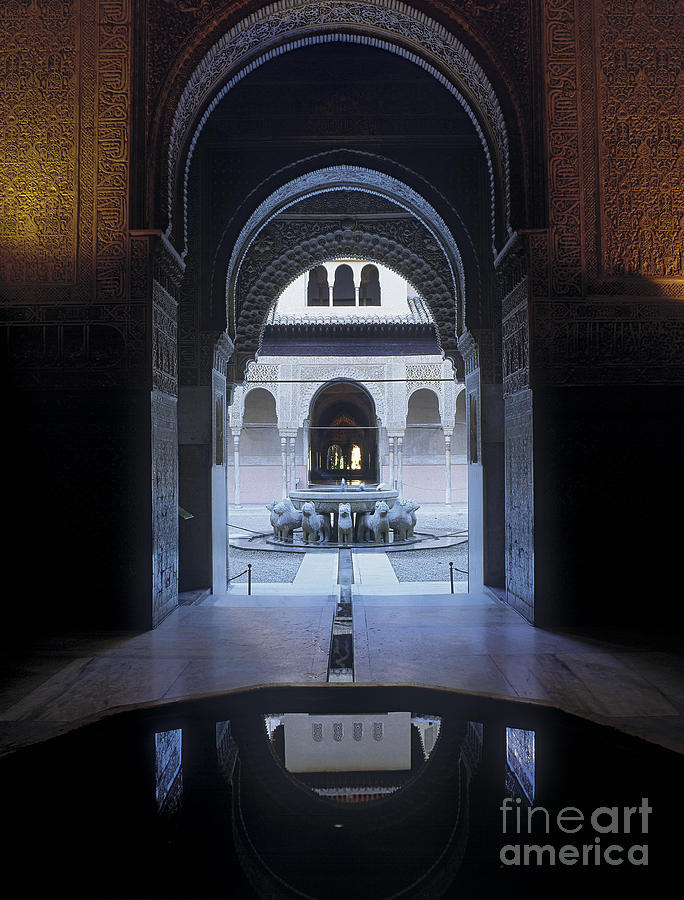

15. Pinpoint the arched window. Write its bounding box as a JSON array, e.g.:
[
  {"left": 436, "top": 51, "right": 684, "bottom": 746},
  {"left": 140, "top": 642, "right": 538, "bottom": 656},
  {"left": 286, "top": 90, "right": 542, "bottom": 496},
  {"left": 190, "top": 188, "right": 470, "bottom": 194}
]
[
  {"left": 326, "top": 444, "right": 345, "bottom": 470},
  {"left": 332, "top": 264, "right": 355, "bottom": 306},
  {"left": 359, "top": 264, "right": 381, "bottom": 306},
  {"left": 307, "top": 266, "right": 330, "bottom": 306}
]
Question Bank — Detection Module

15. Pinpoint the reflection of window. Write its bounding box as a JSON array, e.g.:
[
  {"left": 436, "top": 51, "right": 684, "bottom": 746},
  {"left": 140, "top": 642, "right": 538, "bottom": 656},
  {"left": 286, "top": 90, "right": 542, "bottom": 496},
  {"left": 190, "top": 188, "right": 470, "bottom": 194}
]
[
  {"left": 327, "top": 444, "right": 345, "bottom": 470},
  {"left": 505, "top": 727, "right": 535, "bottom": 803},
  {"left": 155, "top": 729, "right": 183, "bottom": 812},
  {"left": 350, "top": 445, "right": 361, "bottom": 470}
]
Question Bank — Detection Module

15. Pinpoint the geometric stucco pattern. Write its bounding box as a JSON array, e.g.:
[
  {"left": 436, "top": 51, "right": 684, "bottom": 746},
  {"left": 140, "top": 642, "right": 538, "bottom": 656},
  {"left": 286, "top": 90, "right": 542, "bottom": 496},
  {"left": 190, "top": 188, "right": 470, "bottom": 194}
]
[
  {"left": 232, "top": 228, "right": 460, "bottom": 381},
  {"left": 0, "top": 0, "right": 78, "bottom": 285},
  {"left": 598, "top": 0, "right": 683, "bottom": 278},
  {"left": 225, "top": 166, "right": 468, "bottom": 329},
  {"left": 236, "top": 215, "right": 457, "bottom": 325}
]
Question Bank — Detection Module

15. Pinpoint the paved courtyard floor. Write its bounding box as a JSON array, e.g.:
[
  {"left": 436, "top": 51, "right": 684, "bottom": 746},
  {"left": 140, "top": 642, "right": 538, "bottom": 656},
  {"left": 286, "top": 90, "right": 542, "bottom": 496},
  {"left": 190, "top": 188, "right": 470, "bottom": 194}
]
[{"left": 1, "top": 535, "right": 683, "bottom": 759}]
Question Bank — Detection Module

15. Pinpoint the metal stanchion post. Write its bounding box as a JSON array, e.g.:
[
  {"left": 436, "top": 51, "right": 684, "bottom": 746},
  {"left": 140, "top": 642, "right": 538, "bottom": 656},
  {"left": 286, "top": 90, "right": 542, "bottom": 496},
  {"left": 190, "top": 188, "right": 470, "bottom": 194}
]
[
  {"left": 449, "top": 561, "right": 454, "bottom": 594},
  {"left": 248, "top": 564, "right": 252, "bottom": 596}
]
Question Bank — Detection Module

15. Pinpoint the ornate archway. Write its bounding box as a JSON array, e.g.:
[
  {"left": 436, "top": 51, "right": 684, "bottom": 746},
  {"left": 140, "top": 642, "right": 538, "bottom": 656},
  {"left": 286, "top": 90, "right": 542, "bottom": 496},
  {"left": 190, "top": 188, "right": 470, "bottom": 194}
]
[
  {"left": 308, "top": 380, "right": 379, "bottom": 484},
  {"left": 162, "top": 0, "right": 513, "bottom": 255},
  {"left": 224, "top": 165, "right": 468, "bottom": 332},
  {"left": 231, "top": 230, "right": 462, "bottom": 382}
]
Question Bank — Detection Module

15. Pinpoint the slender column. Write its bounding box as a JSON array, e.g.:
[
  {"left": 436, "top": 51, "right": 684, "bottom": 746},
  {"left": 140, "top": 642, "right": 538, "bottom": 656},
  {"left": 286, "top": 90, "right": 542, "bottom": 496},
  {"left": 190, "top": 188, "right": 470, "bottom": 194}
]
[
  {"left": 397, "top": 435, "right": 404, "bottom": 498},
  {"left": 232, "top": 429, "right": 241, "bottom": 507},
  {"left": 289, "top": 436, "right": 297, "bottom": 491},
  {"left": 280, "top": 434, "right": 288, "bottom": 499},
  {"left": 302, "top": 418, "right": 310, "bottom": 486},
  {"left": 388, "top": 436, "right": 395, "bottom": 489},
  {"left": 444, "top": 428, "right": 453, "bottom": 505}
]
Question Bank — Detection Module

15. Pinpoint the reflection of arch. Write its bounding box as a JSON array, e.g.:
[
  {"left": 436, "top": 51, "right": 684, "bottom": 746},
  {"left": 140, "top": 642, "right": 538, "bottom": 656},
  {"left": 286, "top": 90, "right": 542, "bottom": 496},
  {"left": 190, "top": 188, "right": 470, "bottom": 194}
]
[
  {"left": 164, "top": 0, "right": 514, "bottom": 252},
  {"left": 229, "top": 692, "right": 473, "bottom": 900},
  {"left": 307, "top": 266, "right": 329, "bottom": 306},
  {"left": 309, "top": 381, "right": 378, "bottom": 484},
  {"left": 360, "top": 263, "right": 381, "bottom": 306},
  {"left": 332, "top": 263, "right": 355, "bottom": 306}
]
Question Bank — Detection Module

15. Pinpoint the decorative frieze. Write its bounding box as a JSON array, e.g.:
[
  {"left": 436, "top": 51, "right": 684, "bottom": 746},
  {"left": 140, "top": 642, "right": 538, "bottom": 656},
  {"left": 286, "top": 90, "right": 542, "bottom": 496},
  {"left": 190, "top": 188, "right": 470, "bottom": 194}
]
[{"left": 533, "top": 298, "right": 684, "bottom": 385}]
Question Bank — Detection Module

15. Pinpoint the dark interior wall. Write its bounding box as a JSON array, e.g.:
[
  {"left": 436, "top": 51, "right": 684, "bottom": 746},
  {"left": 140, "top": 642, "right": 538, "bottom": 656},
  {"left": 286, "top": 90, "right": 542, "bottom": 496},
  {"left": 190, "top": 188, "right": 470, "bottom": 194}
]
[
  {"left": 533, "top": 386, "right": 684, "bottom": 629},
  {"left": 5, "top": 389, "right": 153, "bottom": 636}
]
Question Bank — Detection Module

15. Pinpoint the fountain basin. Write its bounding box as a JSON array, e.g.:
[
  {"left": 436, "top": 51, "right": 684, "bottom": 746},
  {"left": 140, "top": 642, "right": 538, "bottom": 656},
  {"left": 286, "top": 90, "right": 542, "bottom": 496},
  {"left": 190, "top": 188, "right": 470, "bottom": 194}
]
[{"left": 289, "top": 487, "right": 399, "bottom": 515}]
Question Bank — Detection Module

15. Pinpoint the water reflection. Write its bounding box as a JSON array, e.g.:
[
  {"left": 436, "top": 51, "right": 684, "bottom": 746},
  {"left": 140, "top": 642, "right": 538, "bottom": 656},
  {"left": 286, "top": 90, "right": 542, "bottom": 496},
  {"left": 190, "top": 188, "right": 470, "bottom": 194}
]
[{"left": 1, "top": 686, "right": 680, "bottom": 899}]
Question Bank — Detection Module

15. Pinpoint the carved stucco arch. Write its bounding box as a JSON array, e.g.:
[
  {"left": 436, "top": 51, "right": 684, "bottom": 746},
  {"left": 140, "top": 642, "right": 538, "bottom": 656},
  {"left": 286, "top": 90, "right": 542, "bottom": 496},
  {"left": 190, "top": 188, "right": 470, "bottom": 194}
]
[
  {"left": 166, "top": 0, "right": 512, "bottom": 255},
  {"left": 241, "top": 384, "right": 280, "bottom": 427},
  {"left": 405, "top": 384, "right": 444, "bottom": 426},
  {"left": 301, "top": 376, "right": 387, "bottom": 436},
  {"left": 226, "top": 166, "right": 466, "bottom": 330},
  {"left": 234, "top": 234, "right": 460, "bottom": 382}
]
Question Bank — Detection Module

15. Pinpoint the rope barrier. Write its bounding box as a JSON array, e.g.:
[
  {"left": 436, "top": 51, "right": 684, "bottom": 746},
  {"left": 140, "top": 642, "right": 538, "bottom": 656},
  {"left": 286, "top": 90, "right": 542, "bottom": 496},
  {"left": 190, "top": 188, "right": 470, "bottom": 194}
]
[{"left": 227, "top": 563, "right": 252, "bottom": 594}]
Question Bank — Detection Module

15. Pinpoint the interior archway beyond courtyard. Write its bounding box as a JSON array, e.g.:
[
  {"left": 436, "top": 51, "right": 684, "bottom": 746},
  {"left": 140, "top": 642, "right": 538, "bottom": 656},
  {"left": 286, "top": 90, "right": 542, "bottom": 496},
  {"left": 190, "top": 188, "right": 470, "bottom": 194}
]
[{"left": 3, "top": 2, "right": 684, "bottom": 863}]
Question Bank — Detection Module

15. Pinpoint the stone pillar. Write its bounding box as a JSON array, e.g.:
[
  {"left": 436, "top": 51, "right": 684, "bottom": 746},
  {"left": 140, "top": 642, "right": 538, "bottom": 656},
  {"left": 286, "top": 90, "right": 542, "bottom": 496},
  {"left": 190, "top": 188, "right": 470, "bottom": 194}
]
[
  {"left": 302, "top": 418, "right": 310, "bottom": 486},
  {"left": 231, "top": 429, "right": 241, "bottom": 507},
  {"left": 289, "top": 436, "right": 297, "bottom": 491},
  {"left": 396, "top": 434, "right": 404, "bottom": 498},
  {"left": 280, "top": 433, "right": 288, "bottom": 499},
  {"left": 388, "top": 436, "right": 395, "bottom": 489},
  {"left": 444, "top": 428, "right": 453, "bottom": 504}
]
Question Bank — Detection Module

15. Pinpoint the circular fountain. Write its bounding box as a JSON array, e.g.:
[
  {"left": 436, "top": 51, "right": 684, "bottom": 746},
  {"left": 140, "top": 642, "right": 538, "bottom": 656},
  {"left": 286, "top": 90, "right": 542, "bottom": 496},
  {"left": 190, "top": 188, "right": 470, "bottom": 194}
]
[
  {"left": 289, "top": 484, "right": 399, "bottom": 515},
  {"left": 266, "top": 481, "right": 420, "bottom": 548}
]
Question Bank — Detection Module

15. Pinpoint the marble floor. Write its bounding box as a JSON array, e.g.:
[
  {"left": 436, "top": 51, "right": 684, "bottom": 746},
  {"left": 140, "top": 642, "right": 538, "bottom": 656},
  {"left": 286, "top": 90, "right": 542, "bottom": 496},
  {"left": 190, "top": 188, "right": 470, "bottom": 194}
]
[{"left": 1, "top": 554, "right": 683, "bottom": 757}]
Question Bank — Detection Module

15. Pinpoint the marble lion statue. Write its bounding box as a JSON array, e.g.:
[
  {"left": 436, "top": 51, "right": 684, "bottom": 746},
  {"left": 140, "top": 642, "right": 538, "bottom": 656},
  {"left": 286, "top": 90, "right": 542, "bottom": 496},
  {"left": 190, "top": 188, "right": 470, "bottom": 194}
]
[
  {"left": 272, "top": 498, "right": 302, "bottom": 542},
  {"left": 301, "top": 501, "right": 330, "bottom": 544},
  {"left": 357, "top": 500, "right": 390, "bottom": 544},
  {"left": 337, "top": 503, "right": 353, "bottom": 544},
  {"left": 388, "top": 498, "right": 421, "bottom": 541}
]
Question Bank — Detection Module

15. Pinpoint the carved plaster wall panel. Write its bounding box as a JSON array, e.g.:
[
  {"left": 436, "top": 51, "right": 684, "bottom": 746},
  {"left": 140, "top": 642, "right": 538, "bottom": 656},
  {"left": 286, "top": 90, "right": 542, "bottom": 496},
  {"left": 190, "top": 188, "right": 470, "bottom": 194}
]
[
  {"left": 504, "top": 389, "right": 534, "bottom": 622},
  {"left": 598, "top": 0, "right": 683, "bottom": 278},
  {"left": 232, "top": 230, "right": 459, "bottom": 377},
  {"left": 226, "top": 167, "right": 466, "bottom": 326},
  {"left": 152, "top": 280, "right": 178, "bottom": 396},
  {"left": 0, "top": 0, "right": 78, "bottom": 286},
  {"left": 228, "top": 354, "right": 462, "bottom": 435},
  {"left": 533, "top": 298, "right": 684, "bottom": 385},
  {"left": 151, "top": 389, "right": 179, "bottom": 626},
  {"left": 95, "top": 0, "right": 132, "bottom": 302},
  {"left": 543, "top": 0, "right": 583, "bottom": 299}
]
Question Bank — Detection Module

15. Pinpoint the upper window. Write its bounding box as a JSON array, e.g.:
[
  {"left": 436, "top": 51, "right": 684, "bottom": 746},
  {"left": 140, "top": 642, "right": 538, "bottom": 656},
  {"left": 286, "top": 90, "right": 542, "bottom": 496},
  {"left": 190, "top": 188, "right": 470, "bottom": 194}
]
[
  {"left": 332, "top": 264, "right": 355, "bottom": 306},
  {"left": 359, "top": 264, "right": 381, "bottom": 306},
  {"left": 307, "top": 266, "right": 330, "bottom": 306}
]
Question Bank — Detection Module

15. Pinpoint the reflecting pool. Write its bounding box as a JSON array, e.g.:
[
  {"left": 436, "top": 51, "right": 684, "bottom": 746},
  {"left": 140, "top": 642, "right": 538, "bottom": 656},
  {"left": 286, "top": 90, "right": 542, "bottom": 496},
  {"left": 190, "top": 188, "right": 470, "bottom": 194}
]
[{"left": 1, "top": 686, "right": 680, "bottom": 899}]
